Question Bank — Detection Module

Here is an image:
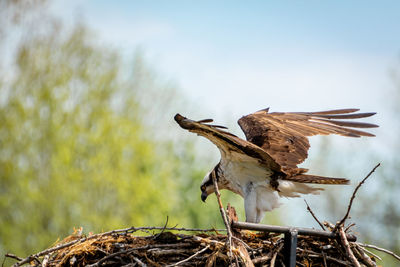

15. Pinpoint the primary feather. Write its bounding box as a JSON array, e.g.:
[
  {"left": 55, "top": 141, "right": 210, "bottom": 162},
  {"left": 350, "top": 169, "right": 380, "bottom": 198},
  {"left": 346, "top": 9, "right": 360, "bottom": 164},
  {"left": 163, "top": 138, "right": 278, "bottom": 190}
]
[{"left": 238, "top": 109, "right": 378, "bottom": 175}]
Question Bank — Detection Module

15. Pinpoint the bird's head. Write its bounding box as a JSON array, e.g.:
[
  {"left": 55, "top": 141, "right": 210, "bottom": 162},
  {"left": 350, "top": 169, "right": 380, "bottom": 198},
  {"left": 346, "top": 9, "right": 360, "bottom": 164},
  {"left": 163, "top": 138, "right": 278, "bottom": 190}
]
[
  {"left": 200, "top": 171, "right": 214, "bottom": 202},
  {"left": 200, "top": 164, "right": 223, "bottom": 202}
]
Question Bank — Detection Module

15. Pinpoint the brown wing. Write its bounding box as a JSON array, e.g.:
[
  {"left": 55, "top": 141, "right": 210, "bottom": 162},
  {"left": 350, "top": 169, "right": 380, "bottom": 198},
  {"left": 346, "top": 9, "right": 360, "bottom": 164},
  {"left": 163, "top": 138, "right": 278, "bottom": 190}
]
[
  {"left": 174, "top": 114, "right": 281, "bottom": 171},
  {"left": 238, "top": 108, "right": 378, "bottom": 174}
]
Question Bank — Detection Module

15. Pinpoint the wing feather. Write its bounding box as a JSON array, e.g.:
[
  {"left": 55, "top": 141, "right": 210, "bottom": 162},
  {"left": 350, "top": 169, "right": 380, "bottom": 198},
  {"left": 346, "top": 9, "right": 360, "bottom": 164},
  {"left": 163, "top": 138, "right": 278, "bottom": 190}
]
[
  {"left": 174, "top": 114, "right": 281, "bottom": 171},
  {"left": 304, "top": 108, "right": 360, "bottom": 115},
  {"left": 238, "top": 109, "right": 377, "bottom": 173},
  {"left": 306, "top": 112, "right": 376, "bottom": 119}
]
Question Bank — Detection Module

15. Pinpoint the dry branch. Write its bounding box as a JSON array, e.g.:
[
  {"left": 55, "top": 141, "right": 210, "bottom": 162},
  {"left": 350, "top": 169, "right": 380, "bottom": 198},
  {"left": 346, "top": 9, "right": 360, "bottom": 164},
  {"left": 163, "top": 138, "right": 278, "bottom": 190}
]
[
  {"left": 335, "top": 163, "right": 380, "bottom": 230},
  {"left": 353, "top": 244, "right": 377, "bottom": 267},
  {"left": 227, "top": 204, "right": 254, "bottom": 267},
  {"left": 338, "top": 226, "right": 361, "bottom": 267},
  {"left": 4, "top": 254, "right": 23, "bottom": 262},
  {"left": 304, "top": 199, "right": 325, "bottom": 230},
  {"left": 165, "top": 245, "right": 210, "bottom": 267},
  {"left": 356, "top": 244, "right": 382, "bottom": 261},
  {"left": 270, "top": 242, "right": 284, "bottom": 267},
  {"left": 211, "top": 172, "right": 234, "bottom": 262},
  {"left": 357, "top": 242, "right": 400, "bottom": 262}
]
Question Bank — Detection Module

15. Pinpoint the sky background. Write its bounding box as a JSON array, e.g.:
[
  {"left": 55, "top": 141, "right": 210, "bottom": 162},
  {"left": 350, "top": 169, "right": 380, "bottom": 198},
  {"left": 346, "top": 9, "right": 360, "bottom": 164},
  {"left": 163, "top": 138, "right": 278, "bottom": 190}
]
[
  {"left": 50, "top": 0, "right": 400, "bottom": 160},
  {"left": 50, "top": 0, "right": 399, "bottom": 225},
  {"left": 52, "top": 1, "right": 400, "bottom": 119}
]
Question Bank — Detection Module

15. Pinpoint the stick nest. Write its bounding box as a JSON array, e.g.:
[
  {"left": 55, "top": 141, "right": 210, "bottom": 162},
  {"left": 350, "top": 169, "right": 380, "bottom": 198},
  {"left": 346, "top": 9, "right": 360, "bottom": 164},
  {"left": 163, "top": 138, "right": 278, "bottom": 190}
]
[
  {"left": 7, "top": 225, "right": 378, "bottom": 267},
  {"left": 8, "top": 163, "right": 396, "bottom": 266}
]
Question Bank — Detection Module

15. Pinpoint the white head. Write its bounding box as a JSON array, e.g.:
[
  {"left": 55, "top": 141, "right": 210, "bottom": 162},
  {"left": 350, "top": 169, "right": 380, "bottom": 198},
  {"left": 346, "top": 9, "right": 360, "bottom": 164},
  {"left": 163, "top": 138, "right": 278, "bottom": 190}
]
[
  {"left": 200, "top": 170, "right": 214, "bottom": 202},
  {"left": 200, "top": 163, "right": 225, "bottom": 202}
]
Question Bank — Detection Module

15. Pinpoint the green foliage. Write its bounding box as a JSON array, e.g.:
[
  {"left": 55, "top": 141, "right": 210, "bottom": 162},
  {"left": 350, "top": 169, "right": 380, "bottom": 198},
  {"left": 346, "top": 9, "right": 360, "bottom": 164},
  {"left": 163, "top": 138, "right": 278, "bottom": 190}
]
[
  {"left": 0, "top": 19, "right": 249, "bottom": 259},
  {"left": 0, "top": 5, "right": 281, "bottom": 260},
  {"left": 0, "top": 24, "right": 178, "bottom": 256}
]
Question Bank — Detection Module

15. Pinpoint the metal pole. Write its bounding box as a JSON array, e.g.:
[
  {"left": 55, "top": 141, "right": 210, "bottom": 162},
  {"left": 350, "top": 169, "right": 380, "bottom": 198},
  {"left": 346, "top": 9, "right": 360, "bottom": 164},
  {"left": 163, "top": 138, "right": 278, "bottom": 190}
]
[
  {"left": 231, "top": 221, "right": 356, "bottom": 242},
  {"left": 283, "top": 229, "right": 298, "bottom": 267}
]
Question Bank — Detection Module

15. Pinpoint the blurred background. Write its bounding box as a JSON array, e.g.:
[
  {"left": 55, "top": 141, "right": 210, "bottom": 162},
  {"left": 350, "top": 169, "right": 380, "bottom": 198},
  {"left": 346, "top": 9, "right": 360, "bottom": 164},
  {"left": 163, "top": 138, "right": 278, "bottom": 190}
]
[{"left": 1, "top": 0, "right": 399, "bottom": 265}]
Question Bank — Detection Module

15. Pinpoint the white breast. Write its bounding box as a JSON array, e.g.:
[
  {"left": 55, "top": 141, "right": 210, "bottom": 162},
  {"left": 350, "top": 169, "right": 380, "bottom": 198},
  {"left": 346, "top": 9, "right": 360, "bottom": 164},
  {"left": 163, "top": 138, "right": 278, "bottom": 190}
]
[
  {"left": 218, "top": 151, "right": 323, "bottom": 223},
  {"left": 220, "top": 155, "right": 273, "bottom": 196}
]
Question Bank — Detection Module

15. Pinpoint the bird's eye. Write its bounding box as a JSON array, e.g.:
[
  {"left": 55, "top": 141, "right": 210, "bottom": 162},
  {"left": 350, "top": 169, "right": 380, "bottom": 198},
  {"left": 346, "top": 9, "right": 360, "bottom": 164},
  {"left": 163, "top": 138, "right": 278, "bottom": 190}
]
[{"left": 201, "top": 185, "right": 206, "bottom": 191}]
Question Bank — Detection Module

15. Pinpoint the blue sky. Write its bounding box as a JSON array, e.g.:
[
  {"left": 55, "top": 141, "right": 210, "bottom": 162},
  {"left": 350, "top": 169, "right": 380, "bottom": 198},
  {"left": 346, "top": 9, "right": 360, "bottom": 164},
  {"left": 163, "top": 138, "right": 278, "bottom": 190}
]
[
  {"left": 52, "top": 0, "right": 399, "bottom": 142},
  {"left": 53, "top": 1, "right": 400, "bottom": 117},
  {"left": 51, "top": 0, "right": 400, "bottom": 227}
]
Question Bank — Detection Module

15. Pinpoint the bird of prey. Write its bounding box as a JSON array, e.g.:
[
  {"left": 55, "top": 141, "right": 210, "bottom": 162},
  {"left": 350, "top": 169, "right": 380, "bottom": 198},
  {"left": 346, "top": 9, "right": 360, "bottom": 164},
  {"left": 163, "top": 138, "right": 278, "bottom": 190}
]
[{"left": 174, "top": 108, "right": 377, "bottom": 223}]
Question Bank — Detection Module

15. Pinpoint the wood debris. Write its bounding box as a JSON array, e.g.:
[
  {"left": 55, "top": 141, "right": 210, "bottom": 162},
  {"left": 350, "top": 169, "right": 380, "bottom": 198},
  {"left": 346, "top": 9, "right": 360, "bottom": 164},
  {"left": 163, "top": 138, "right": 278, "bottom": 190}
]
[{"left": 5, "top": 224, "right": 391, "bottom": 267}]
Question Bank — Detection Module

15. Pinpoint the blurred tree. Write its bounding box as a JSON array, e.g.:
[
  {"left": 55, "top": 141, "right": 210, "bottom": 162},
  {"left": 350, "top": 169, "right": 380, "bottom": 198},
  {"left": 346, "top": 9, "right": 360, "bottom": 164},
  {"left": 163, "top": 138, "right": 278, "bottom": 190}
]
[
  {"left": 0, "top": 2, "right": 244, "bottom": 260},
  {"left": 0, "top": 1, "right": 281, "bottom": 262},
  {"left": 0, "top": 22, "right": 178, "bottom": 255}
]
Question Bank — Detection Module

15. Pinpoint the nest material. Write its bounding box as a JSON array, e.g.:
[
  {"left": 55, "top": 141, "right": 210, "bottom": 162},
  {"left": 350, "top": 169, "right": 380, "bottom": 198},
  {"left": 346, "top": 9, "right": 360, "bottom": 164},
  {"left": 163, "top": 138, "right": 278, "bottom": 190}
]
[
  {"left": 8, "top": 164, "right": 397, "bottom": 267},
  {"left": 6, "top": 226, "right": 379, "bottom": 267}
]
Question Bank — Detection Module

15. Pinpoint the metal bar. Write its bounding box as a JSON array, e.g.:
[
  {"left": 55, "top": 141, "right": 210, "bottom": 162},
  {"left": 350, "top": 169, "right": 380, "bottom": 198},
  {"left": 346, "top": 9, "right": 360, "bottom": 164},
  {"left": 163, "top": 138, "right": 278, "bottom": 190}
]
[
  {"left": 283, "top": 229, "right": 298, "bottom": 267},
  {"left": 231, "top": 221, "right": 357, "bottom": 242}
]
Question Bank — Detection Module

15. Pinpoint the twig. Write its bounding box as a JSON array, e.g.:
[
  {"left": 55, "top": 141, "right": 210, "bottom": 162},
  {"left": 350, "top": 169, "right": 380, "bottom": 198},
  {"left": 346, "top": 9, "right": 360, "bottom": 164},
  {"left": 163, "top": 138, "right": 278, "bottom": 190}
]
[
  {"left": 345, "top": 223, "right": 356, "bottom": 233},
  {"left": 338, "top": 226, "right": 360, "bottom": 267},
  {"left": 87, "top": 247, "right": 142, "bottom": 267},
  {"left": 86, "top": 243, "right": 192, "bottom": 267},
  {"left": 227, "top": 205, "right": 255, "bottom": 267},
  {"left": 270, "top": 251, "right": 278, "bottom": 267},
  {"left": 166, "top": 245, "right": 210, "bottom": 267},
  {"left": 232, "top": 236, "right": 253, "bottom": 252},
  {"left": 353, "top": 244, "right": 377, "bottom": 267},
  {"left": 321, "top": 251, "right": 328, "bottom": 267},
  {"left": 234, "top": 238, "right": 254, "bottom": 267},
  {"left": 252, "top": 253, "right": 272, "bottom": 264},
  {"left": 270, "top": 242, "right": 284, "bottom": 267},
  {"left": 296, "top": 247, "right": 350, "bottom": 265},
  {"left": 191, "top": 235, "right": 227, "bottom": 249},
  {"left": 5, "top": 254, "right": 23, "bottom": 262},
  {"left": 153, "top": 216, "right": 169, "bottom": 239},
  {"left": 211, "top": 172, "right": 234, "bottom": 261},
  {"left": 132, "top": 256, "right": 146, "bottom": 267},
  {"left": 148, "top": 248, "right": 196, "bottom": 257},
  {"left": 356, "top": 245, "right": 382, "bottom": 261},
  {"left": 304, "top": 199, "right": 325, "bottom": 230},
  {"left": 335, "top": 163, "right": 380, "bottom": 230},
  {"left": 41, "top": 255, "right": 49, "bottom": 267},
  {"left": 305, "top": 254, "right": 350, "bottom": 265},
  {"left": 357, "top": 242, "right": 400, "bottom": 262},
  {"left": 128, "top": 226, "right": 226, "bottom": 233}
]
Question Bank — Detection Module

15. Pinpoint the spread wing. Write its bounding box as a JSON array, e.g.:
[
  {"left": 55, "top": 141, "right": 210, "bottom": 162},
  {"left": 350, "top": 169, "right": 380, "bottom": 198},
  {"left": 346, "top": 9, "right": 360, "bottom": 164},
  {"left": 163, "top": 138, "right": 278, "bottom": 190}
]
[
  {"left": 174, "top": 114, "right": 281, "bottom": 171},
  {"left": 238, "top": 108, "right": 378, "bottom": 174}
]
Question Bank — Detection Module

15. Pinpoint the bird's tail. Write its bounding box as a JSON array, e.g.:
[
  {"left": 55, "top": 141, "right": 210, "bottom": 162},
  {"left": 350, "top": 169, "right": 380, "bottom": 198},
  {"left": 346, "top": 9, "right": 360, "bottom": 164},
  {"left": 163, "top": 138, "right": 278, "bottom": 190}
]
[{"left": 284, "top": 174, "right": 349, "bottom": 185}]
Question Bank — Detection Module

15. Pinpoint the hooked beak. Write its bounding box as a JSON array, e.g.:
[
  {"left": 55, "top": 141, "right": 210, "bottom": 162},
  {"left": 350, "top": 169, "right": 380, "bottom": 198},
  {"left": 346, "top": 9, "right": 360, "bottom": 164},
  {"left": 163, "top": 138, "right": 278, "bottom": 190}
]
[{"left": 201, "top": 191, "right": 208, "bottom": 202}]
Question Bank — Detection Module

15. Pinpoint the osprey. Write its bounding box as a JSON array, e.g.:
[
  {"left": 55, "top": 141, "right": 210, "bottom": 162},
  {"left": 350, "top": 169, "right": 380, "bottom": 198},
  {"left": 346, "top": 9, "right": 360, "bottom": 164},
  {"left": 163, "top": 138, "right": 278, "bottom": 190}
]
[{"left": 174, "top": 108, "right": 377, "bottom": 223}]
